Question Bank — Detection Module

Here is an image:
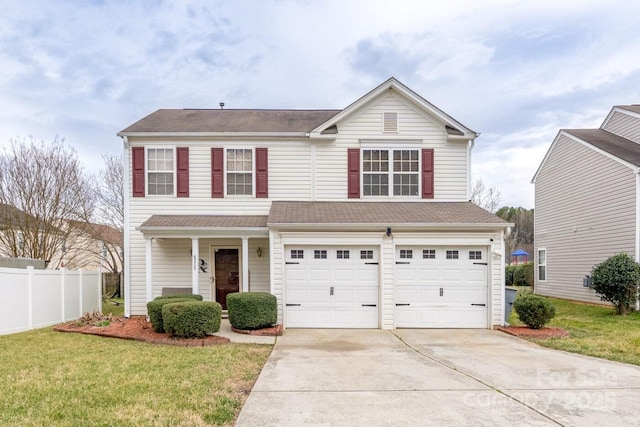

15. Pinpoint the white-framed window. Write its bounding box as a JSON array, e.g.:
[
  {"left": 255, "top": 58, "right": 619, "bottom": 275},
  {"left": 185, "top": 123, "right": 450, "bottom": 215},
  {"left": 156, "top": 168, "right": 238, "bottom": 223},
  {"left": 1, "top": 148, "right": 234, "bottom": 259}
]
[
  {"left": 446, "top": 250, "right": 459, "bottom": 260},
  {"left": 146, "top": 147, "right": 175, "bottom": 196},
  {"left": 469, "top": 251, "right": 482, "bottom": 260},
  {"left": 538, "top": 249, "right": 547, "bottom": 281},
  {"left": 362, "top": 148, "right": 419, "bottom": 197},
  {"left": 314, "top": 250, "right": 327, "bottom": 259},
  {"left": 399, "top": 249, "right": 413, "bottom": 259},
  {"left": 423, "top": 249, "right": 436, "bottom": 259},
  {"left": 290, "top": 250, "right": 304, "bottom": 259},
  {"left": 226, "top": 148, "right": 253, "bottom": 196},
  {"left": 336, "top": 250, "right": 350, "bottom": 259},
  {"left": 360, "top": 250, "right": 374, "bottom": 260}
]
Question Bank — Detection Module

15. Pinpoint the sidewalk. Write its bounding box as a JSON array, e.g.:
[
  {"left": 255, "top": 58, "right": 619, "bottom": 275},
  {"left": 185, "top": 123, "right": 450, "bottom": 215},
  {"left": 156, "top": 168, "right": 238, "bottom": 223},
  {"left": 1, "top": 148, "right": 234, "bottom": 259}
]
[{"left": 215, "top": 319, "right": 277, "bottom": 344}]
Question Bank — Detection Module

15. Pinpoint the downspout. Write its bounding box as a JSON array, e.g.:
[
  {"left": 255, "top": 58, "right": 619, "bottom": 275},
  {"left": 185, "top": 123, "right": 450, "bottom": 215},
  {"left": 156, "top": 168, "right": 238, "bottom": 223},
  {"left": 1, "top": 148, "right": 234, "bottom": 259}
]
[
  {"left": 121, "top": 136, "right": 132, "bottom": 317},
  {"left": 634, "top": 168, "right": 640, "bottom": 311},
  {"left": 467, "top": 139, "right": 475, "bottom": 200}
]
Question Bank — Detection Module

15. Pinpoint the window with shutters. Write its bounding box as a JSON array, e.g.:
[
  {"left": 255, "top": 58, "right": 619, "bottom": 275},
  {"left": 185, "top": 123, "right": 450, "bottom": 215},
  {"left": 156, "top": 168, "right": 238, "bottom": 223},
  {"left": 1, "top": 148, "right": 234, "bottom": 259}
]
[
  {"left": 226, "top": 148, "right": 253, "bottom": 196},
  {"left": 146, "top": 148, "right": 175, "bottom": 196},
  {"left": 362, "top": 149, "right": 419, "bottom": 197}
]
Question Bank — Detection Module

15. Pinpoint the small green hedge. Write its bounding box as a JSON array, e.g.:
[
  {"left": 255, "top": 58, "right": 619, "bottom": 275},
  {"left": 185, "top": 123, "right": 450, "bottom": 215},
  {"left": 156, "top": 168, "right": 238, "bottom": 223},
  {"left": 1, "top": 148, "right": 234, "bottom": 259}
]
[
  {"left": 227, "top": 292, "right": 277, "bottom": 330},
  {"left": 505, "top": 265, "right": 517, "bottom": 286},
  {"left": 512, "top": 263, "right": 534, "bottom": 286},
  {"left": 513, "top": 293, "right": 556, "bottom": 329},
  {"left": 147, "top": 294, "right": 202, "bottom": 333},
  {"left": 162, "top": 301, "right": 222, "bottom": 338}
]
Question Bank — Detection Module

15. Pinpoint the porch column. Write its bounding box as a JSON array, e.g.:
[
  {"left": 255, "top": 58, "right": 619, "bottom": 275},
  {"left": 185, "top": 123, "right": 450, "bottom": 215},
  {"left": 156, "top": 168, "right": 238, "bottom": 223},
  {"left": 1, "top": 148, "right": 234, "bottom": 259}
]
[
  {"left": 145, "top": 238, "right": 153, "bottom": 303},
  {"left": 191, "top": 237, "right": 199, "bottom": 295},
  {"left": 241, "top": 237, "right": 249, "bottom": 292}
]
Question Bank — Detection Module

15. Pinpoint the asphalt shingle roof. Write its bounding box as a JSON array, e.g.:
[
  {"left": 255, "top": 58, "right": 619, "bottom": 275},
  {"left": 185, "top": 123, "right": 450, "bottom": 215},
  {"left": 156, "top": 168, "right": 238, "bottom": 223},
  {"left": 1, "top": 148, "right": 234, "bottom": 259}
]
[
  {"left": 267, "top": 201, "right": 508, "bottom": 226},
  {"left": 119, "top": 109, "right": 341, "bottom": 134},
  {"left": 139, "top": 215, "right": 268, "bottom": 229},
  {"left": 564, "top": 128, "right": 640, "bottom": 167}
]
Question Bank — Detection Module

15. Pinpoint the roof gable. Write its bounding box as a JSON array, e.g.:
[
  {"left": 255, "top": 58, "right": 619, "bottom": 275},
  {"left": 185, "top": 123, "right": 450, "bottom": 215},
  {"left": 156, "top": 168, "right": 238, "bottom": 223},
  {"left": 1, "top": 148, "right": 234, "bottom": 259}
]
[
  {"left": 532, "top": 128, "right": 640, "bottom": 183},
  {"left": 309, "top": 77, "right": 477, "bottom": 140}
]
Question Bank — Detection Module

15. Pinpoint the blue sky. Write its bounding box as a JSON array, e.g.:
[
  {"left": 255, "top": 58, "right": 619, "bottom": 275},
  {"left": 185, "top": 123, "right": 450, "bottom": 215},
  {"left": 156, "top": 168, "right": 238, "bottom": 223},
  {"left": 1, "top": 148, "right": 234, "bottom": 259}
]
[{"left": 1, "top": 0, "right": 639, "bottom": 208}]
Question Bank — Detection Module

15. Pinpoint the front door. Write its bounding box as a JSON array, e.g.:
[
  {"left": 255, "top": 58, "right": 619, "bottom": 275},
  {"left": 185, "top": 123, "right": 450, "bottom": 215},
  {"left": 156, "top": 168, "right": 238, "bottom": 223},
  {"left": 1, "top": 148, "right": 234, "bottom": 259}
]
[{"left": 213, "top": 248, "right": 240, "bottom": 310}]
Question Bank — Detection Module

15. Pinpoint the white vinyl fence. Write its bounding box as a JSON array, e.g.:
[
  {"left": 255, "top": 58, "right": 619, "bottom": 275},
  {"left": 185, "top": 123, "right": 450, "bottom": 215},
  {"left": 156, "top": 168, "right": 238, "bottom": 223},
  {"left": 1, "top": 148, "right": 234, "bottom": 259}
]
[{"left": 0, "top": 266, "right": 101, "bottom": 336}]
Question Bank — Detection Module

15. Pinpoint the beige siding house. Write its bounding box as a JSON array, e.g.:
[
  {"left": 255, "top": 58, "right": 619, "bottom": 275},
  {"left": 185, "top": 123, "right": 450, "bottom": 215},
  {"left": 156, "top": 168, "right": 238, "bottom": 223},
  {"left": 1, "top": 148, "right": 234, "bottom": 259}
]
[
  {"left": 532, "top": 105, "right": 640, "bottom": 306},
  {"left": 118, "top": 78, "right": 510, "bottom": 329}
]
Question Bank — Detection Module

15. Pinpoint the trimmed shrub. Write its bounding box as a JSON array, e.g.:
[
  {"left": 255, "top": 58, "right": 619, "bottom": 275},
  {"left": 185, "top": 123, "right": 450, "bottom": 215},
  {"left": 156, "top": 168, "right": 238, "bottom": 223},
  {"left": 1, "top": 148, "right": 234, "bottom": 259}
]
[
  {"left": 505, "top": 265, "right": 517, "bottom": 286},
  {"left": 513, "top": 263, "right": 534, "bottom": 286},
  {"left": 591, "top": 253, "right": 640, "bottom": 315},
  {"left": 147, "top": 297, "right": 198, "bottom": 333},
  {"left": 513, "top": 293, "right": 556, "bottom": 329},
  {"left": 227, "top": 292, "right": 277, "bottom": 330},
  {"left": 155, "top": 294, "right": 203, "bottom": 301},
  {"left": 162, "top": 301, "right": 222, "bottom": 338}
]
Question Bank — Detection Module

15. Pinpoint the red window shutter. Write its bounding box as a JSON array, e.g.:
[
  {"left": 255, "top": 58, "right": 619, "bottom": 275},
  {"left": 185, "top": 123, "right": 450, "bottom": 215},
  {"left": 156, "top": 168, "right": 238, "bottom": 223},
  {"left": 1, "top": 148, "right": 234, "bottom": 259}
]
[
  {"left": 176, "top": 147, "right": 189, "bottom": 197},
  {"left": 422, "top": 148, "right": 434, "bottom": 199},
  {"left": 132, "top": 147, "right": 145, "bottom": 197},
  {"left": 211, "top": 148, "right": 224, "bottom": 198},
  {"left": 347, "top": 148, "right": 360, "bottom": 199},
  {"left": 255, "top": 148, "right": 268, "bottom": 198}
]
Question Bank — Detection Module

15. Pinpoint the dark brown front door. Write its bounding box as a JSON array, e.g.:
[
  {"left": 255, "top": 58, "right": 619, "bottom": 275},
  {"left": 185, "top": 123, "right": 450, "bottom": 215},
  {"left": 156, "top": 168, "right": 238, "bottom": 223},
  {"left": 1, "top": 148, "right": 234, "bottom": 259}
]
[{"left": 215, "top": 249, "right": 239, "bottom": 310}]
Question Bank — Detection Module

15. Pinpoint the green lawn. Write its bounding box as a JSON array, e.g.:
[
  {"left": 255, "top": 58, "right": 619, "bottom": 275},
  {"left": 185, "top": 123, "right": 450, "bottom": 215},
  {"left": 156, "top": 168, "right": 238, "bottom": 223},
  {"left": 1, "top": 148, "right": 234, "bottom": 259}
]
[
  {"left": 101, "top": 297, "right": 124, "bottom": 317},
  {"left": 0, "top": 327, "right": 272, "bottom": 426},
  {"left": 510, "top": 293, "right": 640, "bottom": 366}
]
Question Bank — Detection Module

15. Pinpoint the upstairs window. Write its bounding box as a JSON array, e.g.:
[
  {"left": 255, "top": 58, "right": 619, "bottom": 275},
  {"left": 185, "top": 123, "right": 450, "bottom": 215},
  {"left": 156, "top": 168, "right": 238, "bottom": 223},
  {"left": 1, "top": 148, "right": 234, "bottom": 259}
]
[
  {"left": 147, "top": 148, "right": 174, "bottom": 196},
  {"left": 227, "top": 149, "right": 253, "bottom": 196},
  {"left": 363, "top": 149, "right": 419, "bottom": 197}
]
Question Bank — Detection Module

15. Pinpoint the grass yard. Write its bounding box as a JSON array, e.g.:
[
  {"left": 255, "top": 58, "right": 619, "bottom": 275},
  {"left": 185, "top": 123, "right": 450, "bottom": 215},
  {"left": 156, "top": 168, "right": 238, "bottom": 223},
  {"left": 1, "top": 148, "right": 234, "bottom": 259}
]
[
  {"left": 0, "top": 327, "right": 272, "bottom": 426},
  {"left": 101, "top": 297, "right": 124, "bottom": 317},
  {"left": 509, "top": 292, "right": 640, "bottom": 366}
]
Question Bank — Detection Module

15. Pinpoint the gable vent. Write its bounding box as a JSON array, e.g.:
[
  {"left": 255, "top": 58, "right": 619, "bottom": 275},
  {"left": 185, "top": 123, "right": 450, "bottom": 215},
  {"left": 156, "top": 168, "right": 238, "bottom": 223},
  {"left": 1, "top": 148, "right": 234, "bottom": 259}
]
[{"left": 383, "top": 112, "right": 398, "bottom": 133}]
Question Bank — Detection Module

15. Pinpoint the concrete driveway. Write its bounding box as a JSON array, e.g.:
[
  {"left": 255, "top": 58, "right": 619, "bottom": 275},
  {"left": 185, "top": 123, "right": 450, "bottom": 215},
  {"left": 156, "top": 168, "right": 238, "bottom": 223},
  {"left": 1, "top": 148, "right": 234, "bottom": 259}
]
[{"left": 236, "top": 329, "right": 640, "bottom": 426}]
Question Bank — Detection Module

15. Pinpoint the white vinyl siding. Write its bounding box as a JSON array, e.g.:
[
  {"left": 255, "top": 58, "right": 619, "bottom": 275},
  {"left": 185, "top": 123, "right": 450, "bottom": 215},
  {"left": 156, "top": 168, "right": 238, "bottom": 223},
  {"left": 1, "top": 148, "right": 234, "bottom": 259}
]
[
  {"left": 602, "top": 110, "right": 640, "bottom": 143},
  {"left": 534, "top": 134, "right": 636, "bottom": 304}
]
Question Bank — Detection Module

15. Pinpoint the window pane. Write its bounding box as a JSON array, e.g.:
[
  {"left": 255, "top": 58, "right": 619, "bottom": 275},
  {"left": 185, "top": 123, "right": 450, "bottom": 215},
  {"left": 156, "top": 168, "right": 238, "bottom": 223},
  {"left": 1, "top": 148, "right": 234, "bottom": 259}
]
[
  {"left": 363, "top": 174, "right": 388, "bottom": 196},
  {"left": 227, "top": 173, "right": 252, "bottom": 195},
  {"left": 539, "top": 266, "right": 546, "bottom": 281},
  {"left": 146, "top": 148, "right": 174, "bottom": 195}
]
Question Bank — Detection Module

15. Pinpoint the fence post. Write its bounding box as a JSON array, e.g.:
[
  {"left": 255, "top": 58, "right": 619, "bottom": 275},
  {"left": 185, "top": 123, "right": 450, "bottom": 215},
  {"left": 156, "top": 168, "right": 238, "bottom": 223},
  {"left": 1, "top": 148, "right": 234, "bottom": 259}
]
[
  {"left": 60, "top": 268, "right": 66, "bottom": 322},
  {"left": 27, "top": 266, "right": 34, "bottom": 330},
  {"left": 79, "top": 269, "right": 84, "bottom": 315}
]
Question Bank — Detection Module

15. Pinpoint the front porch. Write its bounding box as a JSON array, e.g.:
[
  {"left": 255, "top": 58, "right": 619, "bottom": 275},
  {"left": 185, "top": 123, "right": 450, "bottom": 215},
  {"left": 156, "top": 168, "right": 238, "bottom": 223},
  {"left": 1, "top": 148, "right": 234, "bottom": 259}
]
[{"left": 135, "top": 215, "right": 270, "bottom": 312}]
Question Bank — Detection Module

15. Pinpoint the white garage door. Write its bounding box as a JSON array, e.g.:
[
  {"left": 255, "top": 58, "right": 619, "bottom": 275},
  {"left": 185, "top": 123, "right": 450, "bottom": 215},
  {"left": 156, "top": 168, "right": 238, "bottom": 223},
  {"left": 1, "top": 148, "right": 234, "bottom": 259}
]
[
  {"left": 395, "top": 246, "right": 488, "bottom": 328},
  {"left": 285, "top": 246, "right": 379, "bottom": 328}
]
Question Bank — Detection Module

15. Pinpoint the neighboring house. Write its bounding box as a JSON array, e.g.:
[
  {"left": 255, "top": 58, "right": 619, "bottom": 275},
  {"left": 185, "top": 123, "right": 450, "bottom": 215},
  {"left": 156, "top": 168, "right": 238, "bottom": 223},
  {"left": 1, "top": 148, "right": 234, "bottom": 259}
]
[
  {"left": 532, "top": 105, "right": 640, "bottom": 306},
  {"left": 118, "top": 77, "right": 510, "bottom": 329},
  {"left": 0, "top": 203, "right": 122, "bottom": 273}
]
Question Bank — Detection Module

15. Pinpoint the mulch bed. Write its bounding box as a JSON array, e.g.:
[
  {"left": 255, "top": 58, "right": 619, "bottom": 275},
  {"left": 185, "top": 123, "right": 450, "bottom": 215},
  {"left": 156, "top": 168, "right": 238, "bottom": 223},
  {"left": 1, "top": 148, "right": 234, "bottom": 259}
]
[
  {"left": 497, "top": 326, "right": 569, "bottom": 339},
  {"left": 232, "top": 324, "right": 283, "bottom": 336},
  {"left": 54, "top": 316, "right": 230, "bottom": 347}
]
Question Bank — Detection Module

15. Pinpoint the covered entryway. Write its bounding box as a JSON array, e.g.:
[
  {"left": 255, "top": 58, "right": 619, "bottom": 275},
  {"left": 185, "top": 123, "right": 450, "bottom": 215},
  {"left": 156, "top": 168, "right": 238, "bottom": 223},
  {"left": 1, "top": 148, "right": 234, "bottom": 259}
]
[
  {"left": 394, "top": 246, "right": 488, "bottom": 328},
  {"left": 285, "top": 246, "right": 379, "bottom": 328}
]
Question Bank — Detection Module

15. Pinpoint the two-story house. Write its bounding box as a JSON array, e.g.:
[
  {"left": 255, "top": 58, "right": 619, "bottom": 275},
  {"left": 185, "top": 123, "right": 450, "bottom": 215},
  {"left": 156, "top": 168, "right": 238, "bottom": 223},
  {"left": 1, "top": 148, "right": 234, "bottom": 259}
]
[
  {"left": 118, "top": 78, "right": 509, "bottom": 329},
  {"left": 532, "top": 105, "right": 640, "bottom": 309}
]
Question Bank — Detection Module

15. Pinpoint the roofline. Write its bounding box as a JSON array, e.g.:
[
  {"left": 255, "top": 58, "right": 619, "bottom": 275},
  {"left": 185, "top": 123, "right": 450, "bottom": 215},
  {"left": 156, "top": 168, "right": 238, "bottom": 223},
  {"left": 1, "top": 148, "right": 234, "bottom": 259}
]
[
  {"left": 137, "top": 226, "right": 268, "bottom": 232},
  {"left": 267, "top": 222, "right": 510, "bottom": 229},
  {"left": 532, "top": 129, "right": 639, "bottom": 184},
  {"left": 117, "top": 131, "right": 310, "bottom": 139},
  {"left": 309, "top": 77, "right": 478, "bottom": 139}
]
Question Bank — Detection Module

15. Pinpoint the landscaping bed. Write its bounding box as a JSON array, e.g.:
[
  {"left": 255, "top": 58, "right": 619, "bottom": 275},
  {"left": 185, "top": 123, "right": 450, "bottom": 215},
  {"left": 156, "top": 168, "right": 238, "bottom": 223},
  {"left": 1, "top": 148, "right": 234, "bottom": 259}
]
[
  {"left": 54, "top": 316, "right": 230, "bottom": 346},
  {"left": 497, "top": 325, "right": 569, "bottom": 339}
]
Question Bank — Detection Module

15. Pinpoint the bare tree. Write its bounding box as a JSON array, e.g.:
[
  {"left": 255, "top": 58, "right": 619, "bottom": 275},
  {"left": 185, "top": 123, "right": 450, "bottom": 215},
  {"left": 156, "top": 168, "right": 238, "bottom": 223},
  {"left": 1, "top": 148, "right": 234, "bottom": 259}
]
[
  {"left": 496, "top": 206, "right": 534, "bottom": 264},
  {"left": 0, "top": 136, "right": 95, "bottom": 268},
  {"left": 93, "top": 153, "right": 124, "bottom": 296},
  {"left": 470, "top": 178, "right": 502, "bottom": 213}
]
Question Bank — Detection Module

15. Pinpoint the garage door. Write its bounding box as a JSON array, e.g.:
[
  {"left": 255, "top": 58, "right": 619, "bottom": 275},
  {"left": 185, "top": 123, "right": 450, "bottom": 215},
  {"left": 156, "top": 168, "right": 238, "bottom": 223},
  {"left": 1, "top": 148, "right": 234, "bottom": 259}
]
[
  {"left": 285, "top": 246, "right": 379, "bottom": 328},
  {"left": 395, "top": 246, "right": 488, "bottom": 328}
]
